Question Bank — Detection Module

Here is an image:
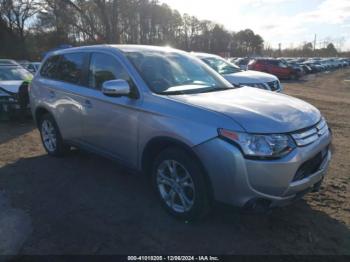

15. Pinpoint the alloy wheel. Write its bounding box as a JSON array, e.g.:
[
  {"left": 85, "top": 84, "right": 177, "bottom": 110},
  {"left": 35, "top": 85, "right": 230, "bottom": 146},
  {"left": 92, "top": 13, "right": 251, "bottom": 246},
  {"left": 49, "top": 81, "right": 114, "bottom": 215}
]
[
  {"left": 156, "top": 160, "right": 195, "bottom": 213},
  {"left": 41, "top": 119, "right": 57, "bottom": 152}
]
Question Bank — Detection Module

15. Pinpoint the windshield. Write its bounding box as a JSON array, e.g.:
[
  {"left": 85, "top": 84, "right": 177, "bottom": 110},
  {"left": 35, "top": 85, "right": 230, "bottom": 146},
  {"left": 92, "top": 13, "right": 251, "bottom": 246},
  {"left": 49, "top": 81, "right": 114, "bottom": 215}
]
[
  {"left": 202, "top": 57, "right": 242, "bottom": 75},
  {"left": 0, "top": 66, "right": 32, "bottom": 81},
  {"left": 125, "top": 51, "right": 233, "bottom": 95}
]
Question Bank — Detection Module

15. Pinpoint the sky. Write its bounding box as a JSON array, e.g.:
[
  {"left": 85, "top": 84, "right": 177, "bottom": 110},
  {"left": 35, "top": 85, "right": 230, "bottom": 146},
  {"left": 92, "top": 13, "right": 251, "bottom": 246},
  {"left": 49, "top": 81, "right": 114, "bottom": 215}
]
[{"left": 160, "top": 0, "right": 350, "bottom": 51}]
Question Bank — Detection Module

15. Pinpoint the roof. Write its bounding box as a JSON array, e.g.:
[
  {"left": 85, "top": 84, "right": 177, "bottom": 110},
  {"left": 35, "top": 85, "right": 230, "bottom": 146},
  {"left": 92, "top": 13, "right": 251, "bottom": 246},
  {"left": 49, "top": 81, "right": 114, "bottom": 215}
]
[
  {"left": 0, "top": 64, "right": 22, "bottom": 68},
  {"left": 48, "top": 44, "right": 186, "bottom": 56},
  {"left": 191, "top": 52, "right": 221, "bottom": 59},
  {"left": 0, "top": 59, "right": 20, "bottom": 66}
]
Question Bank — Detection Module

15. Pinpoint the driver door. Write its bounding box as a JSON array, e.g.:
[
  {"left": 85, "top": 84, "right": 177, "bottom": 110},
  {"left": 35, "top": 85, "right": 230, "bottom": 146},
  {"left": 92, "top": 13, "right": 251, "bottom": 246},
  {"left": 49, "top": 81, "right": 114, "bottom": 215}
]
[{"left": 81, "top": 52, "right": 140, "bottom": 167}]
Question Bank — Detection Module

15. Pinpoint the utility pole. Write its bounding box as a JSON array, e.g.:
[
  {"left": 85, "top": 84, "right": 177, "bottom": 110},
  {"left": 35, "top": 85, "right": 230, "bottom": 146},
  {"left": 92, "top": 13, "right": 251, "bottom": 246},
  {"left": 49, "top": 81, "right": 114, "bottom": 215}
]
[
  {"left": 278, "top": 43, "right": 282, "bottom": 56},
  {"left": 313, "top": 34, "right": 317, "bottom": 52}
]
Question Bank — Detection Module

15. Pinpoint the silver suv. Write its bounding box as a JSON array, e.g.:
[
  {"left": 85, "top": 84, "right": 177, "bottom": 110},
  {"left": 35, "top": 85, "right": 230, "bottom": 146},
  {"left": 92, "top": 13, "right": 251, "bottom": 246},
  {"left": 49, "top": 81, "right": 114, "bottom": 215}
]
[{"left": 30, "top": 45, "right": 332, "bottom": 220}]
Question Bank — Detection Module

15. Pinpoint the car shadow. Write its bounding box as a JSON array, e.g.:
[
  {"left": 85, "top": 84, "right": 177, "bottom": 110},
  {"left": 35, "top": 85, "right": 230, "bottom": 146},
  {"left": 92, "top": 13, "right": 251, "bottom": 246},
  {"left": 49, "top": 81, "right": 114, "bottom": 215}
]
[
  {"left": 0, "top": 118, "right": 35, "bottom": 145},
  {"left": 0, "top": 152, "right": 349, "bottom": 255}
]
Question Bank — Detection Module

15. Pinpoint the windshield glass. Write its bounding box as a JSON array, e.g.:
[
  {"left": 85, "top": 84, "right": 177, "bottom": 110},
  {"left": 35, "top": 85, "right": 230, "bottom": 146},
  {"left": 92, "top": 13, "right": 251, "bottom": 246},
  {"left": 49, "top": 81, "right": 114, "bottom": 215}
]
[
  {"left": 0, "top": 66, "right": 32, "bottom": 81},
  {"left": 202, "top": 57, "right": 242, "bottom": 75},
  {"left": 125, "top": 51, "right": 233, "bottom": 95}
]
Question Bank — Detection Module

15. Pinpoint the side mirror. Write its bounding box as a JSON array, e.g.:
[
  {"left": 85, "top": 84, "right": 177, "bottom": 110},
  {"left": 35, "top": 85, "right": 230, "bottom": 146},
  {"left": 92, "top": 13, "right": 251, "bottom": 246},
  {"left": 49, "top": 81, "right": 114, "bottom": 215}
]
[{"left": 102, "top": 79, "right": 130, "bottom": 96}]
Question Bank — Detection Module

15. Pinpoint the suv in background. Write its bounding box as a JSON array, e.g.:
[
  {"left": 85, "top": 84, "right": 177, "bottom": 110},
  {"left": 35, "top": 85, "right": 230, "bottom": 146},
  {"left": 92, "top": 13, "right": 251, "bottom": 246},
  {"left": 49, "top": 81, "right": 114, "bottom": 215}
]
[
  {"left": 248, "top": 58, "right": 301, "bottom": 80},
  {"left": 194, "top": 53, "right": 282, "bottom": 92},
  {"left": 20, "top": 62, "right": 41, "bottom": 74},
  {"left": 30, "top": 45, "right": 332, "bottom": 220}
]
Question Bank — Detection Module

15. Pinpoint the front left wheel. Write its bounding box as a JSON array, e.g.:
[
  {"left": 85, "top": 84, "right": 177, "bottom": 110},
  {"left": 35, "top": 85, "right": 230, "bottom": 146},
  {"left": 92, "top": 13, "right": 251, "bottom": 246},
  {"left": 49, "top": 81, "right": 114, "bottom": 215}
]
[{"left": 152, "top": 147, "right": 211, "bottom": 221}]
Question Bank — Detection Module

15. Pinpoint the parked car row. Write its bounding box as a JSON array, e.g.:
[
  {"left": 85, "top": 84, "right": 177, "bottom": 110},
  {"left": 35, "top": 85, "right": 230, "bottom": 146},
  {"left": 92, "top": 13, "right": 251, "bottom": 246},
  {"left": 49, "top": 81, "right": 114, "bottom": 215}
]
[
  {"left": 229, "top": 57, "right": 350, "bottom": 80},
  {"left": 29, "top": 45, "right": 333, "bottom": 220}
]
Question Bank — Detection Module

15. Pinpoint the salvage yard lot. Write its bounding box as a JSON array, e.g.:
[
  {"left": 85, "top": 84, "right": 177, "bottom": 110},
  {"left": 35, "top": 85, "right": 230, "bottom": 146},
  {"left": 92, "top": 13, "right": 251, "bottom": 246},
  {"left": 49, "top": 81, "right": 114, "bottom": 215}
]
[{"left": 0, "top": 69, "right": 349, "bottom": 255}]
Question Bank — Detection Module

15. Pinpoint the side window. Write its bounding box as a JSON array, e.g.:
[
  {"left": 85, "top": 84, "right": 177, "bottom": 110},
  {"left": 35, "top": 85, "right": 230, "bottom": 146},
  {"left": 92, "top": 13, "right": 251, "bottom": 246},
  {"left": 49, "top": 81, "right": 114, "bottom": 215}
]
[
  {"left": 278, "top": 61, "right": 288, "bottom": 68},
  {"left": 40, "top": 55, "right": 60, "bottom": 79},
  {"left": 89, "top": 53, "right": 132, "bottom": 90},
  {"left": 56, "top": 53, "right": 86, "bottom": 85}
]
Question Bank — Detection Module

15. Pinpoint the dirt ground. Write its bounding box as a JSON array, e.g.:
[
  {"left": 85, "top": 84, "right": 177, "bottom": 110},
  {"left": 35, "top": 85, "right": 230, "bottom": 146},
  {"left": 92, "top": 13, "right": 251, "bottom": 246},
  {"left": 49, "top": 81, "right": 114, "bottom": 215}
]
[{"left": 0, "top": 69, "right": 349, "bottom": 255}]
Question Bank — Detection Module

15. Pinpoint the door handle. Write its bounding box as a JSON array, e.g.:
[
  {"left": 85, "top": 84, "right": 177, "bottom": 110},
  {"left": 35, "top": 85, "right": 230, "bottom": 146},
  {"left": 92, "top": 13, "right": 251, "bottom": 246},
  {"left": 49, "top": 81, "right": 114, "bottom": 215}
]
[{"left": 84, "top": 100, "right": 93, "bottom": 108}]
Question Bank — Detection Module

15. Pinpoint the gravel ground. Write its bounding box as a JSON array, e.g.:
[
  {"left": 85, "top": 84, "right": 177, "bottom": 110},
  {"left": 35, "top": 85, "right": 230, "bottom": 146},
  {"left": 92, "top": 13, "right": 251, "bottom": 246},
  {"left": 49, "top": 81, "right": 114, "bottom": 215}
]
[{"left": 0, "top": 69, "right": 349, "bottom": 255}]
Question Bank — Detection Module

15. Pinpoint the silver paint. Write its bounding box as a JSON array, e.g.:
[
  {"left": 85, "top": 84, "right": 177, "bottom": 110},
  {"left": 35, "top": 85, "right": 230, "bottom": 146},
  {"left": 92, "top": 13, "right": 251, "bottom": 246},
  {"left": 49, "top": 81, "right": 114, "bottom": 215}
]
[{"left": 30, "top": 45, "right": 332, "bottom": 208}]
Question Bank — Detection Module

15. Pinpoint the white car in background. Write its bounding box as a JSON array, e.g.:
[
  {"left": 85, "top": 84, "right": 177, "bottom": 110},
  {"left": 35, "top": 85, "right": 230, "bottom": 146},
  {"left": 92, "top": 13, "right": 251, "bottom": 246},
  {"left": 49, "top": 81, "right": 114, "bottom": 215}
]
[
  {"left": 21, "top": 62, "right": 41, "bottom": 74},
  {"left": 193, "top": 53, "right": 283, "bottom": 92},
  {"left": 0, "top": 64, "right": 33, "bottom": 118}
]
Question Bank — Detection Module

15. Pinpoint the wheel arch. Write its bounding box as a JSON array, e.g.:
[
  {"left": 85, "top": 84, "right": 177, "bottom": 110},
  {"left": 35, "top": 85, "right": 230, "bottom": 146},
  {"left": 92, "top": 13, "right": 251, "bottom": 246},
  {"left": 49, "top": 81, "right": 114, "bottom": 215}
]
[
  {"left": 34, "top": 106, "right": 51, "bottom": 126},
  {"left": 141, "top": 136, "right": 214, "bottom": 199}
]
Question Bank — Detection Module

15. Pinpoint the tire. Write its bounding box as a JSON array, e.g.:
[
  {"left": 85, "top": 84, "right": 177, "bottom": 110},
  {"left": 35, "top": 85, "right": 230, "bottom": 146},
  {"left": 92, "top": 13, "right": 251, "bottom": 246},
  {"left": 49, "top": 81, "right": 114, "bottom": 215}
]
[
  {"left": 152, "top": 147, "right": 211, "bottom": 221},
  {"left": 39, "top": 113, "right": 69, "bottom": 157}
]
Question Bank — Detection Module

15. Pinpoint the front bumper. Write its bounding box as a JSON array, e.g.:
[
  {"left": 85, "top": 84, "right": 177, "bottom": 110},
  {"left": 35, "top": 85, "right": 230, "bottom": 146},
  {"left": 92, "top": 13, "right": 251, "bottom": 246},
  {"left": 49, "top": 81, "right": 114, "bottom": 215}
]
[
  {"left": 193, "top": 130, "right": 332, "bottom": 208},
  {"left": 0, "top": 95, "right": 29, "bottom": 120}
]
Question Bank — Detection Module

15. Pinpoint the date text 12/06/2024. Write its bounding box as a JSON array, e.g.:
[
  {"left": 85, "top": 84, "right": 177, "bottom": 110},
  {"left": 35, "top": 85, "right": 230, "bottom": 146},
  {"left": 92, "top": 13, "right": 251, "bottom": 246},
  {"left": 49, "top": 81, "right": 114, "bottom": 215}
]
[{"left": 127, "top": 256, "right": 220, "bottom": 261}]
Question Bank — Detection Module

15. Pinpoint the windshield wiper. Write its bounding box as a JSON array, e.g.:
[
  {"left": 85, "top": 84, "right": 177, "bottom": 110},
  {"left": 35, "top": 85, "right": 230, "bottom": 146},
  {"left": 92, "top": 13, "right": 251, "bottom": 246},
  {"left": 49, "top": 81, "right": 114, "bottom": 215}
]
[
  {"left": 200, "top": 87, "right": 234, "bottom": 93},
  {"left": 159, "top": 90, "right": 187, "bottom": 95},
  {"left": 161, "top": 87, "right": 234, "bottom": 95}
]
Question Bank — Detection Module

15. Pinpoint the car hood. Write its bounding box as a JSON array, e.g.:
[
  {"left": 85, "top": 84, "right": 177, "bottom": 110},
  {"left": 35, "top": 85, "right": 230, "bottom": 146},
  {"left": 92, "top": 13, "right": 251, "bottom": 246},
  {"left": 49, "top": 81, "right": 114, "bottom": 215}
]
[
  {"left": 223, "top": 70, "right": 277, "bottom": 84},
  {"left": 0, "top": 80, "right": 23, "bottom": 94},
  {"left": 169, "top": 87, "right": 320, "bottom": 133}
]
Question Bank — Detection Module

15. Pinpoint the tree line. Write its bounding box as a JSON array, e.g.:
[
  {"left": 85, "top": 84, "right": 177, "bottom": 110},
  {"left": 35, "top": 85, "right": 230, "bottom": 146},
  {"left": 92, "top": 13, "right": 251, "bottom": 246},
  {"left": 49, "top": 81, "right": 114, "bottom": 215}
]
[
  {"left": 0, "top": 0, "right": 345, "bottom": 61},
  {"left": 0, "top": 0, "right": 264, "bottom": 60}
]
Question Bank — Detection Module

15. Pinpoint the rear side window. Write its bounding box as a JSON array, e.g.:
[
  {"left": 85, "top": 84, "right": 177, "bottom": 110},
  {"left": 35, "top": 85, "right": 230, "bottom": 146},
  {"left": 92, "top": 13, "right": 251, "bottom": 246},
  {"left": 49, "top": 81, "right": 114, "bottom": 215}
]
[
  {"left": 56, "top": 53, "right": 86, "bottom": 85},
  {"left": 40, "top": 55, "right": 60, "bottom": 79},
  {"left": 271, "top": 60, "right": 279, "bottom": 66},
  {"left": 88, "top": 53, "right": 132, "bottom": 90}
]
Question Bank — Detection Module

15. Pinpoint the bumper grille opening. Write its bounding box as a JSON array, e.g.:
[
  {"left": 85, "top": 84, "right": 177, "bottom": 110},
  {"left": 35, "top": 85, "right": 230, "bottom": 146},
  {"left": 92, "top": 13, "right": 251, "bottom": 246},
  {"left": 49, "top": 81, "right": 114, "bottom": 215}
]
[
  {"left": 292, "top": 147, "right": 328, "bottom": 182},
  {"left": 267, "top": 80, "right": 280, "bottom": 91}
]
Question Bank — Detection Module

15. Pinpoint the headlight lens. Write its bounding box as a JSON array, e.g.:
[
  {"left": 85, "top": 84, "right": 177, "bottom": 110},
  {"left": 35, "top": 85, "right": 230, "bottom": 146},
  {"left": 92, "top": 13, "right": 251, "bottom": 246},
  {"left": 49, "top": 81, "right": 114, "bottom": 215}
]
[
  {"left": 218, "top": 129, "right": 295, "bottom": 159},
  {"left": 239, "top": 83, "right": 267, "bottom": 90}
]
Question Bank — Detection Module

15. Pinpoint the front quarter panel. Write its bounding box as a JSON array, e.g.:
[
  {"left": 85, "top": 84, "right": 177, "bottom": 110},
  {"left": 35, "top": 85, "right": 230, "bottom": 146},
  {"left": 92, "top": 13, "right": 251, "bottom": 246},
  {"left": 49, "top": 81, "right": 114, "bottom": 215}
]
[{"left": 137, "top": 93, "right": 244, "bottom": 169}]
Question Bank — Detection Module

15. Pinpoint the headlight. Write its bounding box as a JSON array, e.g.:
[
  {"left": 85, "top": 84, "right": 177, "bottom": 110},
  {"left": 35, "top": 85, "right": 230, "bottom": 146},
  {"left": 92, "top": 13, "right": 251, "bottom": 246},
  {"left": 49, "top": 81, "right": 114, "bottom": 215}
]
[
  {"left": 218, "top": 129, "right": 295, "bottom": 159},
  {"left": 240, "top": 83, "right": 267, "bottom": 90}
]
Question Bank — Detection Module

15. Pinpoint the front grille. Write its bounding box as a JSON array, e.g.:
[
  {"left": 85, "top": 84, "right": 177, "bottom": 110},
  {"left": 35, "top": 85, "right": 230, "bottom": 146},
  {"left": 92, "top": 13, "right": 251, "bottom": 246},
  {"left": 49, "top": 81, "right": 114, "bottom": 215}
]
[
  {"left": 266, "top": 80, "right": 280, "bottom": 91},
  {"left": 292, "top": 146, "right": 329, "bottom": 182},
  {"left": 291, "top": 118, "right": 329, "bottom": 146}
]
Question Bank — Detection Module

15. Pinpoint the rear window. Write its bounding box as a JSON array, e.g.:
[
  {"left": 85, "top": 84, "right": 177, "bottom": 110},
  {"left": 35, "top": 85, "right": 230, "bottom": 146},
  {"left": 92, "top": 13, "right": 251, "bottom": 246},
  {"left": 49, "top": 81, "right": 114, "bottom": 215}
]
[
  {"left": 40, "top": 53, "right": 87, "bottom": 85},
  {"left": 56, "top": 53, "right": 86, "bottom": 85},
  {"left": 40, "top": 55, "right": 60, "bottom": 79}
]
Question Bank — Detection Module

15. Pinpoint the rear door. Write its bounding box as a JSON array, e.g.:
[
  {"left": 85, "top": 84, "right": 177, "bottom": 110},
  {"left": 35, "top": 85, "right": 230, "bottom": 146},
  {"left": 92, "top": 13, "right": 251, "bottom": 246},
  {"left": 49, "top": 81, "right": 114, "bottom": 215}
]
[{"left": 38, "top": 52, "right": 89, "bottom": 141}]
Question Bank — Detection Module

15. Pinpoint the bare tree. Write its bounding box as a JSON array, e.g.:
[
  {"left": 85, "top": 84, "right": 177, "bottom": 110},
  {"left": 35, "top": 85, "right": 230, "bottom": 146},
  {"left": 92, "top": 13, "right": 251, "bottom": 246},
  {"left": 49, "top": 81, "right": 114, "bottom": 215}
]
[{"left": 0, "top": 0, "right": 41, "bottom": 40}]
